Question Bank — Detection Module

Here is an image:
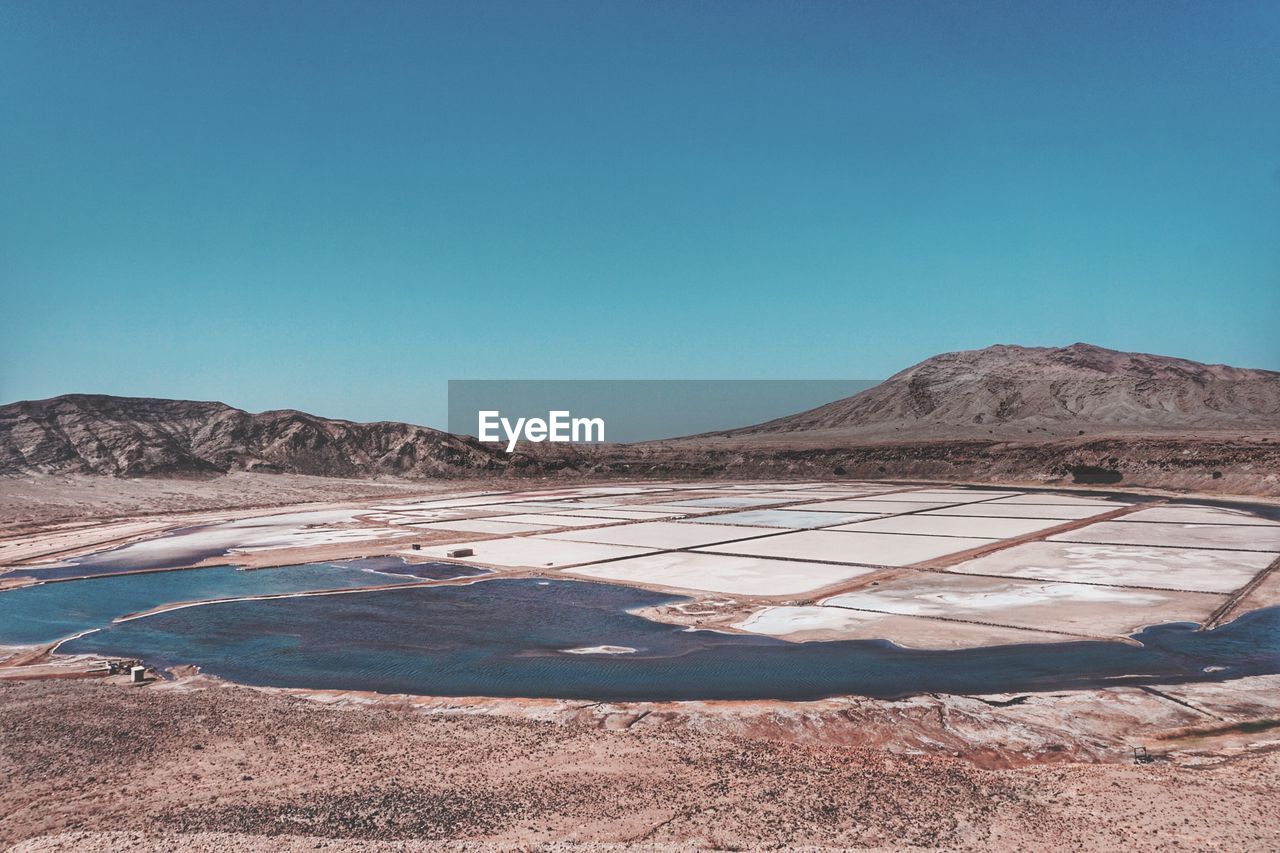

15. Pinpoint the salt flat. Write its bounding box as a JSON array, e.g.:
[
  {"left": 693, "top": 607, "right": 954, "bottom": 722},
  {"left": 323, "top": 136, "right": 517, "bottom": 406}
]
[
  {"left": 989, "top": 494, "right": 1131, "bottom": 507},
  {"left": 669, "top": 496, "right": 791, "bottom": 509},
  {"left": 567, "top": 552, "right": 878, "bottom": 596},
  {"left": 495, "top": 513, "right": 620, "bottom": 527},
  {"left": 908, "top": 488, "right": 1021, "bottom": 496},
  {"left": 86, "top": 480, "right": 1273, "bottom": 656},
  {"left": 405, "top": 537, "right": 656, "bottom": 568},
  {"left": 1051, "top": 521, "right": 1280, "bottom": 552},
  {"left": 376, "top": 495, "right": 534, "bottom": 509},
  {"left": 611, "top": 503, "right": 723, "bottom": 515},
  {"left": 822, "top": 573, "right": 1225, "bottom": 637},
  {"left": 927, "top": 503, "right": 1116, "bottom": 520},
  {"left": 733, "top": 605, "right": 1069, "bottom": 648},
  {"left": 829, "top": 514, "right": 1066, "bottom": 539},
  {"left": 408, "top": 519, "right": 558, "bottom": 534},
  {"left": 860, "top": 489, "right": 1021, "bottom": 503},
  {"left": 515, "top": 500, "right": 623, "bottom": 511},
  {"left": 800, "top": 499, "right": 954, "bottom": 513},
  {"left": 546, "top": 521, "right": 774, "bottom": 549},
  {"left": 1120, "top": 506, "right": 1280, "bottom": 526},
  {"left": 697, "top": 529, "right": 991, "bottom": 566},
  {"left": 947, "top": 541, "right": 1275, "bottom": 593},
  {"left": 385, "top": 507, "right": 532, "bottom": 523},
  {"left": 686, "top": 509, "right": 879, "bottom": 528},
  {"left": 552, "top": 508, "right": 685, "bottom": 520}
]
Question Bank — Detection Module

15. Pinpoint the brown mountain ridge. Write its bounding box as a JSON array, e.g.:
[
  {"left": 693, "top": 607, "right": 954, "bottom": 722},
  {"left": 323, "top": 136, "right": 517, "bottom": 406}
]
[
  {"left": 712, "top": 343, "right": 1280, "bottom": 440},
  {"left": 2, "top": 344, "right": 1277, "bottom": 494},
  {"left": 0, "top": 394, "right": 504, "bottom": 478}
]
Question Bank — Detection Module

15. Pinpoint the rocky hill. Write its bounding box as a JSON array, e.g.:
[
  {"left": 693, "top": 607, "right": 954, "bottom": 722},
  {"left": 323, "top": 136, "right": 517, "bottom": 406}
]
[
  {"left": 0, "top": 395, "right": 504, "bottom": 478},
  {"left": 715, "top": 343, "right": 1280, "bottom": 440},
  {"left": 4, "top": 344, "right": 1277, "bottom": 493}
]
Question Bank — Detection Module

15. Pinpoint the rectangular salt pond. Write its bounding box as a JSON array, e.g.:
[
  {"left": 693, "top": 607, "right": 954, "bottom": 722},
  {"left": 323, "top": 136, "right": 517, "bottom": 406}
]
[
  {"left": 407, "top": 537, "right": 656, "bottom": 568},
  {"left": 668, "top": 496, "right": 792, "bottom": 509},
  {"left": 987, "top": 494, "right": 1130, "bottom": 507},
  {"left": 821, "top": 573, "right": 1224, "bottom": 637},
  {"left": 733, "top": 605, "right": 1069, "bottom": 648},
  {"left": 947, "top": 541, "right": 1273, "bottom": 594},
  {"left": 927, "top": 503, "right": 1116, "bottom": 520},
  {"left": 697, "top": 529, "right": 991, "bottom": 566},
  {"left": 830, "top": 514, "right": 1068, "bottom": 539},
  {"left": 1051, "top": 521, "right": 1280, "bottom": 552},
  {"left": 681, "top": 509, "right": 880, "bottom": 528},
  {"left": 549, "top": 508, "right": 685, "bottom": 520},
  {"left": 0, "top": 563, "right": 417, "bottom": 647},
  {"left": 1120, "top": 506, "right": 1280, "bottom": 526},
  {"left": 407, "top": 519, "right": 558, "bottom": 534},
  {"left": 849, "top": 490, "right": 1022, "bottom": 503},
  {"left": 567, "top": 552, "right": 878, "bottom": 596},
  {"left": 800, "top": 499, "right": 954, "bottom": 514},
  {"left": 609, "top": 503, "right": 722, "bottom": 515},
  {"left": 494, "top": 513, "right": 622, "bottom": 528},
  {"left": 546, "top": 521, "right": 777, "bottom": 549}
]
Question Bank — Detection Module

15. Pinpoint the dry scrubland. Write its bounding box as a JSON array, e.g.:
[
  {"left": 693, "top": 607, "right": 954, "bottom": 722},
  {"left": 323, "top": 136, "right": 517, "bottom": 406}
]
[
  {"left": 3, "top": 679, "right": 1280, "bottom": 852},
  {"left": 0, "top": 473, "right": 477, "bottom": 533}
]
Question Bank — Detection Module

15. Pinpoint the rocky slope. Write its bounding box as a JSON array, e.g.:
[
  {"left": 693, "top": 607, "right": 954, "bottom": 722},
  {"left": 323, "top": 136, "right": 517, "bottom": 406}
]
[
  {"left": 0, "top": 395, "right": 504, "bottom": 478},
  {"left": 716, "top": 343, "right": 1280, "bottom": 439},
  {"left": 4, "top": 344, "right": 1277, "bottom": 491}
]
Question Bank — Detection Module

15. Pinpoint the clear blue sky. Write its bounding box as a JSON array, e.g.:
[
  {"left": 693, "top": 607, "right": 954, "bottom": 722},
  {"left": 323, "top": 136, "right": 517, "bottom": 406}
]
[{"left": 3, "top": 1, "right": 1278, "bottom": 427}]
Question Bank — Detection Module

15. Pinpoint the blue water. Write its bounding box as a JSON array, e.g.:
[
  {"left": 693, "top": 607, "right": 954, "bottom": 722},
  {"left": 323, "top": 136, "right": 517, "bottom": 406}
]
[
  {"left": 0, "top": 561, "right": 418, "bottom": 646},
  {"left": 60, "top": 579, "right": 1280, "bottom": 701}
]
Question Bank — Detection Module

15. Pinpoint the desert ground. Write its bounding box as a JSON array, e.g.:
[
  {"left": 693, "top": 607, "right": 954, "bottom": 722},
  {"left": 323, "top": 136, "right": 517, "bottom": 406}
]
[
  {"left": 2, "top": 673, "right": 1280, "bottom": 851},
  {"left": 1, "top": 474, "right": 1279, "bottom": 850}
]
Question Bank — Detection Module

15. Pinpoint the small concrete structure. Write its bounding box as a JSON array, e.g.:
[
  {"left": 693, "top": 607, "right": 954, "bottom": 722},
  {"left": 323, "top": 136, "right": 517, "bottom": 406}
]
[
  {"left": 446, "top": 547, "right": 475, "bottom": 558},
  {"left": 130, "top": 666, "right": 147, "bottom": 683}
]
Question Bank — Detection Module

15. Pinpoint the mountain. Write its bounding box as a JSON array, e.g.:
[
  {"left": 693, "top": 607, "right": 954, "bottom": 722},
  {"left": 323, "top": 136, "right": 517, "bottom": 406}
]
[
  {"left": 0, "top": 395, "right": 504, "bottom": 478},
  {"left": 3, "top": 344, "right": 1277, "bottom": 492},
  {"left": 713, "top": 343, "right": 1280, "bottom": 440}
]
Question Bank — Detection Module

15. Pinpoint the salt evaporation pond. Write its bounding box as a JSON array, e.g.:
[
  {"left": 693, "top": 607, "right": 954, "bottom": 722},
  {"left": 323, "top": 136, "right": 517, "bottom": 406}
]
[
  {"left": 60, "top": 578, "right": 1280, "bottom": 701},
  {"left": 24, "top": 509, "right": 402, "bottom": 580}
]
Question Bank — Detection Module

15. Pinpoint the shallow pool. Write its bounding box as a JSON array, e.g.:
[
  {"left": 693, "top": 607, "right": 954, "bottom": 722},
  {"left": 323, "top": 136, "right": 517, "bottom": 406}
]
[{"left": 0, "top": 560, "right": 420, "bottom": 646}]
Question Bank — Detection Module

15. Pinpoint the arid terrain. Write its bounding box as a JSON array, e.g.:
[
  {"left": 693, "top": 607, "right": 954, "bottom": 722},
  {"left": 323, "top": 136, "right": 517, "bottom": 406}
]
[
  {"left": 2, "top": 343, "right": 1279, "bottom": 850},
  {"left": 1, "top": 477, "right": 1279, "bottom": 849},
  {"left": 3, "top": 675, "right": 1280, "bottom": 852}
]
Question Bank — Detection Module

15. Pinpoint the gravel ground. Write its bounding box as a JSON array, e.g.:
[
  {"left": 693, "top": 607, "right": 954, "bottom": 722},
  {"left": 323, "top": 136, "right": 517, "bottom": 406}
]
[{"left": 2, "top": 680, "right": 1278, "bottom": 851}]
